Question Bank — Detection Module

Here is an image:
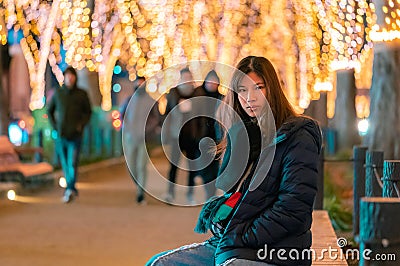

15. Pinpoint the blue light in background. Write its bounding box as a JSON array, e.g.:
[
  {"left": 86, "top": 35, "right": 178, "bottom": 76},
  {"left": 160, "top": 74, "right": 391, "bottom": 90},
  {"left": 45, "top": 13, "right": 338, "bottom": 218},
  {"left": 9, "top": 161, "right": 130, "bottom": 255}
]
[
  {"left": 51, "top": 130, "right": 58, "bottom": 139},
  {"left": 8, "top": 124, "right": 23, "bottom": 146},
  {"left": 8, "top": 121, "right": 28, "bottom": 146},
  {"left": 58, "top": 44, "right": 68, "bottom": 72},
  {"left": 44, "top": 128, "right": 52, "bottom": 137},
  {"left": 113, "top": 65, "right": 122, "bottom": 75},
  {"left": 113, "top": 83, "right": 121, "bottom": 93},
  {"left": 7, "top": 29, "right": 24, "bottom": 45}
]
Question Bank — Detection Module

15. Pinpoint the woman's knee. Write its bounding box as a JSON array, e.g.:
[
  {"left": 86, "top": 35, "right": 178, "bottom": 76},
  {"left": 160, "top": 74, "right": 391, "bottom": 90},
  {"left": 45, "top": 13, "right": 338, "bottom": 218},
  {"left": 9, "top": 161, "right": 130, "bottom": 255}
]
[
  {"left": 145, "top": 250, "right": 170, "bottom": 266},
  {"left": 146, "top": 242, "right": 215, "bottom": 266}
]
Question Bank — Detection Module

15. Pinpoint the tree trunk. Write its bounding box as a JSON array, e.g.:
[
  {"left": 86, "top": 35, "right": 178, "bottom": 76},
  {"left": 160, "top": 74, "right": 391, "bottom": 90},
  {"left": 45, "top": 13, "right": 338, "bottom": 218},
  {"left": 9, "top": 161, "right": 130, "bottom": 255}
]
[
  {"left": 364, "top": 41, "right": 400, "bottom": 159},
  {"left": 77, "top": 68, "right": 101, "bottom": 107},
  {"left": 77, "top": 0, "right": 101, "bottom": 107},
  {"left": 304, "top": 92, "right": 328, "bottom": 127},
  {"left": 331, "top": 69, "right": 361, "bottom": 153},
  {"left": 8, "top": 44, "right": 30, "bottom": 118},
  {"left": 0, "top": 44, "right": 8, "bottom": 135}
]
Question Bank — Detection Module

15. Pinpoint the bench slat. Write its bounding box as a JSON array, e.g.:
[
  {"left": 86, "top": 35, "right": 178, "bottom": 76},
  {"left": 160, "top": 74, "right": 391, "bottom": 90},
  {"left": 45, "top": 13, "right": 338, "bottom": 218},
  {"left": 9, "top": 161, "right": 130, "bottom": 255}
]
[{"left": 311, "top": 210, "right": 348, "bottom": 265}]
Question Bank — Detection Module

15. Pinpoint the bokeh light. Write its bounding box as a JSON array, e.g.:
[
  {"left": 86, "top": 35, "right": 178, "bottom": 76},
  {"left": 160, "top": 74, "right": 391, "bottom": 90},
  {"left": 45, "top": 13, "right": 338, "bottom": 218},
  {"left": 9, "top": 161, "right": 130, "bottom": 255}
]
[
  {"left": 112, "top": 83, "right": 121, "bottom": 93},
  {"left": 113, "top": 65, "right": 122, "bottom": 75},
  {"left": 59, "top": 177, "right": 67, "bottom": 188},
  {"left": 7, "top": 190, "right": 16, "bottom": 201}
]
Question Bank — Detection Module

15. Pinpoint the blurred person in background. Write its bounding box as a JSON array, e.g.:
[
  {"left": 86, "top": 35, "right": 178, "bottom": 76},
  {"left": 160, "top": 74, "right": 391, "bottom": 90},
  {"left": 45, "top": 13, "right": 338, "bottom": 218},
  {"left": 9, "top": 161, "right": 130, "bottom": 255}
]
[
  {"left": 192, "top": 70, "right": 224, "bottom": 200},
  {"left": 123, "top": 77, "right": 160, "bottom": 204},
  {"left": 48, "top": 66, "right": 92, "bottom": 203},
  {"left": 163, "top": 67, "right": 201, "bottom": 204}
]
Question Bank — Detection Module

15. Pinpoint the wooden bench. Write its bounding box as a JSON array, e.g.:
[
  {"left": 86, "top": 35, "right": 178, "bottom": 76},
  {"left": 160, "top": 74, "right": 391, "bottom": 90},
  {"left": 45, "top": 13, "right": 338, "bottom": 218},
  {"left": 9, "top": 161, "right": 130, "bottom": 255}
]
[
  {"left": 311, "top": 210, "right": 348, "bottom": 265},
  {"left": 0, "top": 135, "right": 53, "bottom": 186}
]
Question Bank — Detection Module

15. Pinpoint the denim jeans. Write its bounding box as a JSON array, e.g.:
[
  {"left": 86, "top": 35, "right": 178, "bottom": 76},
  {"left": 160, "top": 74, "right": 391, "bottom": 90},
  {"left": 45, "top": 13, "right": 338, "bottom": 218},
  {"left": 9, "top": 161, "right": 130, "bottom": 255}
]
[
  {"left": 56, "top": 137, "right": 81, "bottom": 193},
  {"left": 145, "top": 239, "right": 276, "bottom": 266},
  {"left": 127, "top": 141, "right": 148, "bottom": 198}
]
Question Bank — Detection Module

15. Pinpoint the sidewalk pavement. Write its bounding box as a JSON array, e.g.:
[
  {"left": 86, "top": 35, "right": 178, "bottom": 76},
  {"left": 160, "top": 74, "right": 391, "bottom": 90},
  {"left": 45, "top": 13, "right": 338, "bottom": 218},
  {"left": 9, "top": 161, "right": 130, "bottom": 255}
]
[{"left": 0, "top": 154, "right": 211, "bottom": 266}]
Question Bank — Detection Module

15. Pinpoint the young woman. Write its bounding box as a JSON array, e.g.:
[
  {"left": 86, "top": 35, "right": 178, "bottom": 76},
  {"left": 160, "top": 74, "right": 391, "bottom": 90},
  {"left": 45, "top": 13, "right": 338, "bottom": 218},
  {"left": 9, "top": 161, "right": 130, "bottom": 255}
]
[{"left": 146, "top": 56, "right": 322, "bottom": 266}]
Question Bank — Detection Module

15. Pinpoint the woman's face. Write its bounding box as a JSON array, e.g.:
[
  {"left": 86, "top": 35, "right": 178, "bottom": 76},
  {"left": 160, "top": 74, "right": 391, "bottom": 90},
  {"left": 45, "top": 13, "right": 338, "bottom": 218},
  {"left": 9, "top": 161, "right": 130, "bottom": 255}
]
[{"left": 237, "top": 72, "right": 267, "bottom": 118}]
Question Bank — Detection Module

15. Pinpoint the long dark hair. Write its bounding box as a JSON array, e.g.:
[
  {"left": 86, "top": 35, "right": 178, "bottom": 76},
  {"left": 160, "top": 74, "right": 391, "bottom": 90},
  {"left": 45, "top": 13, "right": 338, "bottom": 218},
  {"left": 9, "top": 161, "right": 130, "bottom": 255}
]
[{"left": 216, "top": 56, "right": 297, "bottom": 154}]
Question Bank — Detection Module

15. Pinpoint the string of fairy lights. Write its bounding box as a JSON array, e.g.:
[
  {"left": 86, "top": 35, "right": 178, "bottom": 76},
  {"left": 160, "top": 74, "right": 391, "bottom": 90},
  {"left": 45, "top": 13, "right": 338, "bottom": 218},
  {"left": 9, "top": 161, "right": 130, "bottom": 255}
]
[{"left": 0, "top": 0, "right": 398, "bottom": 113}]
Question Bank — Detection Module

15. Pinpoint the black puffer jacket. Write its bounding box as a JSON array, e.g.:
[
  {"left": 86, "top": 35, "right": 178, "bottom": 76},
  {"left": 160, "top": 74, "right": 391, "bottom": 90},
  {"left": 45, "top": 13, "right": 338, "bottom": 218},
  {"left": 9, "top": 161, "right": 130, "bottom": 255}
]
[
  {"left": 48, "top": 86, "right": 92, "bottom": 140},
  {"left": 215, "top": 116, "right": 322, "bottom": 266}
]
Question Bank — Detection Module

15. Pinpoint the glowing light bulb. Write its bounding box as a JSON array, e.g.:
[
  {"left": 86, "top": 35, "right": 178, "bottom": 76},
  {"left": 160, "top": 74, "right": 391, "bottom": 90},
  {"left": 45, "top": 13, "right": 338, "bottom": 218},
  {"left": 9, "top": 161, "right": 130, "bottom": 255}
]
[
  {"left": 7, "top": 190, "right": 16, "bottom": 201},
  {"left": 358, "top": 118, "right": 369, "bottom": 136},
  {"left": 59, "top": 177, "right": 67, "bottom": 188}
]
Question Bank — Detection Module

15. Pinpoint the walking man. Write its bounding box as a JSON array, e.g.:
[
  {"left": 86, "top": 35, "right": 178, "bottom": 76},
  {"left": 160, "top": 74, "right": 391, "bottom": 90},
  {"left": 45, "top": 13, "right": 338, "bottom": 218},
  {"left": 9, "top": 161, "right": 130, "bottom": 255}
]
[{"left": 48, "top": 67, "right": 92, "bottom": 203}]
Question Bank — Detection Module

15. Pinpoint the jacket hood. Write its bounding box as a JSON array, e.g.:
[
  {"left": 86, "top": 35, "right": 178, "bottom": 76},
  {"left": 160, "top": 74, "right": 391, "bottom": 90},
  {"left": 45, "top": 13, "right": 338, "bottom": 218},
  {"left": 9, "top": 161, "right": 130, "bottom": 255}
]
[{"left": 273, "top": 116, "right": 322, "bottom": 152}]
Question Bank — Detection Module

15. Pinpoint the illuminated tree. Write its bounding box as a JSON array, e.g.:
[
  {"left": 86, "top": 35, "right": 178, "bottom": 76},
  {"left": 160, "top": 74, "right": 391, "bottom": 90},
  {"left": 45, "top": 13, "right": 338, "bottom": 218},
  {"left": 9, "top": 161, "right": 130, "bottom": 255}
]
[
  {"left": 326, "top": 0, "right": 374, "bottom": 152},
  {"left": 365, "top": 0, "right": 400, "bottom": 158},
  {"left": 332, "top": 69, "right": 360, "bottom": 152},
  {"left": 1, "top": 0, "right": 64, "bottom": 110},
  {"left": 0, "top": 0, "right": 379, "bottom": 119},
  {"left": 0, "top": 12, "right": 5, "bottom": 134}
]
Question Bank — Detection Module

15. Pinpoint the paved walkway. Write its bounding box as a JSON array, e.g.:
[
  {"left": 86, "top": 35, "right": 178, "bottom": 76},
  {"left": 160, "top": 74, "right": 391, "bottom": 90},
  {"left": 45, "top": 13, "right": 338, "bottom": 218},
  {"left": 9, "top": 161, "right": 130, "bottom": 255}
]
[{"left": 0, "top": 154, "right": 211, "bottom": 266}]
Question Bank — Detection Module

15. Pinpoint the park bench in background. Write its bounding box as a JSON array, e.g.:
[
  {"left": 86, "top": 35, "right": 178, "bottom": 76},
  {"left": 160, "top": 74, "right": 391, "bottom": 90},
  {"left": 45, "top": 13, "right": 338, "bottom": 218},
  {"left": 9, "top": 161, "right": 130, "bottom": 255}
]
[{"left": 0, "top": 135, "right": 53, "bottom": 186}]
